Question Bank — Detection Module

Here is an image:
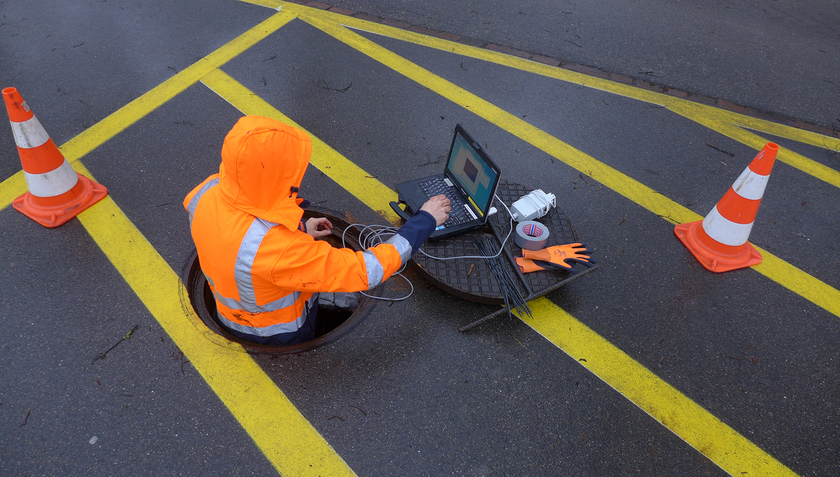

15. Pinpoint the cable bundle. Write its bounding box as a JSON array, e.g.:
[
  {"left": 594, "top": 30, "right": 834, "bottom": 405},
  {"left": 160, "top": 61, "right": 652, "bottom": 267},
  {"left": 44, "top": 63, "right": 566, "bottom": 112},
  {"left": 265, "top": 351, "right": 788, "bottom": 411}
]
[
  {"left": 473, "top": 235, "right": 532, "bottom": 320},
  {"left": 341, "top": 224, "right": 415, "bottom": 301}
]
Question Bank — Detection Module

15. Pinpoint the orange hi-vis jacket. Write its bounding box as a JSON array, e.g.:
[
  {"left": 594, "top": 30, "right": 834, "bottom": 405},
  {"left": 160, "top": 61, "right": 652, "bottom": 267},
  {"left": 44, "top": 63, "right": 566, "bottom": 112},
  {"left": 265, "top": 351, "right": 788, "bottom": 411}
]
[{"left": 183, "top": 116, "right": 413, "bottom": 338}]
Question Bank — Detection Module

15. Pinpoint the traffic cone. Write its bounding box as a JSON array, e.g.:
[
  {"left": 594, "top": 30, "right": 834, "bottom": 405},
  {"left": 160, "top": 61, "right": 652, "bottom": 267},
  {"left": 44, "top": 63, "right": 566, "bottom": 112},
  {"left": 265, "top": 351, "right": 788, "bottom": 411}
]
[
  {"left": 674, "top": 142, "right": 778, "bottom": 272},
  {"left": 3, "top": 87, "right": 107, "bottom": 227}
]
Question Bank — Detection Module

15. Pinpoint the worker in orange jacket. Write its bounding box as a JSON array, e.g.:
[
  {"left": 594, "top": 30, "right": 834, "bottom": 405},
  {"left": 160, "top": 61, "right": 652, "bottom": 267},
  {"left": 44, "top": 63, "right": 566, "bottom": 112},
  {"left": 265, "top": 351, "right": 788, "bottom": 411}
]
[{"left": 184, "top": 116, "right": 450, "bottom": 345}]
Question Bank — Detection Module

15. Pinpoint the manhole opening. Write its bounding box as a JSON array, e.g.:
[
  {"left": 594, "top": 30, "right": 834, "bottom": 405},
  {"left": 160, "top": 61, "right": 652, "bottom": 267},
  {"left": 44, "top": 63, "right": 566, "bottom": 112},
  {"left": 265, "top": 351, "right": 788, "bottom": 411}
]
[{"left": 183, "top": 208, "right": 381, "bottom": 354}]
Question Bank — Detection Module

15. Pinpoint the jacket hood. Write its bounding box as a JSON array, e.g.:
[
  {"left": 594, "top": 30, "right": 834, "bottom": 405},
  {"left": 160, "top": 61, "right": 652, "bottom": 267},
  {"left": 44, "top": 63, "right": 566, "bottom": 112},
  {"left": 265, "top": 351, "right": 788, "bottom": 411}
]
[{"left": 219, "top": 116, "right": 312, "bottom": 227}]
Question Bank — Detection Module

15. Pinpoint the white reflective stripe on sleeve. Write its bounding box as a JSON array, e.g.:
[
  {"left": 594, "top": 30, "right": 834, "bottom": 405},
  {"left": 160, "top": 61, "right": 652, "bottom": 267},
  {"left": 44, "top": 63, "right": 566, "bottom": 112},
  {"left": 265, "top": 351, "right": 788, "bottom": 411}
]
[
  {"left": 10, "top": 116, "right": 50, "bottom": 149},
  {"left": 23, "top": 161, "right": 78, "bottom": 197},
  {"left": 731, "top": 169, "right": 770, "bottom": 201},
  {"left": 186, "top": 178, "right": 219, "bottom": 224},
  {"left": 363, "top": 250, "right": 386, "bottom": 289},
  {"left": 386, "top": 233, "right": 412, "bottom": 264},
  {"left": 702, "top": 206, "right": 753, "bottom": 246}
]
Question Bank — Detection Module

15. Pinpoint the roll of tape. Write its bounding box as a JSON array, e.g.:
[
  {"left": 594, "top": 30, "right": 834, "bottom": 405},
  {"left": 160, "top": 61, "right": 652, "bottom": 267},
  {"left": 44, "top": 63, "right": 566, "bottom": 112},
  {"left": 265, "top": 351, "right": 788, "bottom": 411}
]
[{"left": 515, "top": 221, "right": 549, "bottom": 250}]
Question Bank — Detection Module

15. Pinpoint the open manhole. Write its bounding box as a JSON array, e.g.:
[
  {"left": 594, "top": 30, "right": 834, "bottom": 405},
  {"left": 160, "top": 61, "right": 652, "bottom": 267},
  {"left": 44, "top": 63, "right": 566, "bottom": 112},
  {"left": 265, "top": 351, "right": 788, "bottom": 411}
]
[{"left": 183, "top": 208, "right": 380, "bottom": 354}]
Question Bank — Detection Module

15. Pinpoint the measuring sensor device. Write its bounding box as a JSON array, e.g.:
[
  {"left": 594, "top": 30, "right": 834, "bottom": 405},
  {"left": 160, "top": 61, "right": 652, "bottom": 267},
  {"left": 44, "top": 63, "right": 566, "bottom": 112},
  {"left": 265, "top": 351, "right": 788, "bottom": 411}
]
[{"left": 510, "top": 190, "right": 556, "bottom": 222}]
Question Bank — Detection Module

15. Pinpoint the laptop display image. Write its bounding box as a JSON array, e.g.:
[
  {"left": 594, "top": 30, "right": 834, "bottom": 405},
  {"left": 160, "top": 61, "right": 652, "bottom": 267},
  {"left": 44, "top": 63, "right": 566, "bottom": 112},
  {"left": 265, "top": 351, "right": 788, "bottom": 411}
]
[{"left": 392, "top": 124, "right": 502, "bottom": 240}]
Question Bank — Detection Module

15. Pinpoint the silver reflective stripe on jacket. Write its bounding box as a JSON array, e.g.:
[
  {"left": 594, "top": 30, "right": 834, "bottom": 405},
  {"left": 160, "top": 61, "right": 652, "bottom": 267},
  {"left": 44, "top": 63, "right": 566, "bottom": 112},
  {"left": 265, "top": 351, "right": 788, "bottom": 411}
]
[
  {"left": 216, "top": 294, "right": 318, "bottom": 337},
  {"left": 232, "top": 218, "right": 301, "bottom": 313},
  {"left": 386, "top": 233, "right": 412, "bottom": 264},
  {"left": 186, "top": 178, "right": 219, "bottom": 224}
]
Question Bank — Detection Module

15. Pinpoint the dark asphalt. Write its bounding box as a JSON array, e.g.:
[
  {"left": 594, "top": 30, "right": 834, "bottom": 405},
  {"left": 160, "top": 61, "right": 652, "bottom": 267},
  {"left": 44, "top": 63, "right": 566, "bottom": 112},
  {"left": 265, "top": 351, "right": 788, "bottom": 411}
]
[
  {"left": 328, "top": 0, "right": 840, "bottom": 130},
  {"left": 1, "top": 1, "right": 838, "bottom": 476}
]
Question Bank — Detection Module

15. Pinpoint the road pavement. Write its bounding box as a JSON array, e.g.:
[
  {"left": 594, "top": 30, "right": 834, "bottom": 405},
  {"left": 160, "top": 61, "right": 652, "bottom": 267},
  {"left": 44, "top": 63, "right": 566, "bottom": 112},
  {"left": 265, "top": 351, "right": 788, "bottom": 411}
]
[{"left": 1, "top": 1, "right": 838, "bottom": 476}]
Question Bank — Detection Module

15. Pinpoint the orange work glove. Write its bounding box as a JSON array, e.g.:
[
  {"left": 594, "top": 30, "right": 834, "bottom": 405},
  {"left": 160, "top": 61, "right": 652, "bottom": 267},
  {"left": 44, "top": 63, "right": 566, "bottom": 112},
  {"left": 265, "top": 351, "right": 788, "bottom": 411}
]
[{"left": 515, "top": 243, "right": 595, "bottom": 273}]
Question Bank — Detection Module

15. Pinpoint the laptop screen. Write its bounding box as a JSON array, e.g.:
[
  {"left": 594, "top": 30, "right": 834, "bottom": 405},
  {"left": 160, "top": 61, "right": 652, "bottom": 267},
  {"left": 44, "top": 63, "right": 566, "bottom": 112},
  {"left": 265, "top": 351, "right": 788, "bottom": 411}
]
[{"left": 445, "top": 125, "right": 501, "bottom": 217}]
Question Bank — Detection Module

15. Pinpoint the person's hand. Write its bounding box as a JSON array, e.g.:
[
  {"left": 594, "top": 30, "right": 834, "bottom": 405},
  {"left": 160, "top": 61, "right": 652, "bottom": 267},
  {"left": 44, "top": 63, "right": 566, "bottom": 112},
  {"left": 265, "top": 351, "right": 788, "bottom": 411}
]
[
  {"left": 305, "top": 217, "right": 333, "bottom": 238},
  {"left": 420, "top": 194, "right": 451, "bottom": 226}
]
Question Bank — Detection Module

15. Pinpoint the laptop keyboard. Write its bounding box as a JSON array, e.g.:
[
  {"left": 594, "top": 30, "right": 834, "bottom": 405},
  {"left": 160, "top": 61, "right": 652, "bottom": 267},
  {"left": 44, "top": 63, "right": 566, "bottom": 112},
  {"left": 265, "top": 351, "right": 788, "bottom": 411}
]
[{"left": 419, "top": 178, "right": 475, "bottom": 228}]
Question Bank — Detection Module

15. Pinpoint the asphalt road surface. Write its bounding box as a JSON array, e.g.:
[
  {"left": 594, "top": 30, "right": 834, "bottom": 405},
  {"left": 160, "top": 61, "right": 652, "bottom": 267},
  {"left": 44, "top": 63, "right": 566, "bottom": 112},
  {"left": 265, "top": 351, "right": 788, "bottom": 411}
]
[{"left": 1, "top": 1, "right": 838, "bottom": 476}]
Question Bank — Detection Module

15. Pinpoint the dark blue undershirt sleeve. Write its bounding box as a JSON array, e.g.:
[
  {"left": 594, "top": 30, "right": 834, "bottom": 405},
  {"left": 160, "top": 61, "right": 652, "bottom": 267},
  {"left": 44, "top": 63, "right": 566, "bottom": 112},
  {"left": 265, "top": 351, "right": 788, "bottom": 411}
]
[{"left": 396, "top": 210, "right": 437, "bottom": 255}]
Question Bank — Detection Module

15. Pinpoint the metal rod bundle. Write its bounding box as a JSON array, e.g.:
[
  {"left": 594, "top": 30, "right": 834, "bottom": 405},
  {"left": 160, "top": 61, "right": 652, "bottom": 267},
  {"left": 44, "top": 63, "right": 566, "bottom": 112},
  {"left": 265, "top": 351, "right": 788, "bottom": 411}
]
[{"left": 473, "top": 235, "right": 532, "bottom": 321}]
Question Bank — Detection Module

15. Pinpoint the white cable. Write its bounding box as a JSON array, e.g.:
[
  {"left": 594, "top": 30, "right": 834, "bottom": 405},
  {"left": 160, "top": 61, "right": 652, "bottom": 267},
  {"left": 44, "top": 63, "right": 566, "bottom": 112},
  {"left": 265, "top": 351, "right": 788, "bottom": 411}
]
[{"left": 340, "top": 223, "right": 414, "bottom": 301}]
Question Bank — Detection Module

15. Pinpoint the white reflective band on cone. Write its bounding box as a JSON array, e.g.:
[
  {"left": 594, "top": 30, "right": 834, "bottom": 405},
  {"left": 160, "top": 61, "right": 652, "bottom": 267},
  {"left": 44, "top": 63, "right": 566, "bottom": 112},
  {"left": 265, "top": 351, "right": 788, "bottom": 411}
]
[
  {"left": 10, "top": 116, "right": 50, "bottom": 149},
  {"left": 731, "top": 168, "right": 770, "bottom": 201},
  {"left": 23, "top": 160, "right": 79, "bottom": 197},
  {"left": 702, "top": 206, "right": 753, "bottom": 246}
]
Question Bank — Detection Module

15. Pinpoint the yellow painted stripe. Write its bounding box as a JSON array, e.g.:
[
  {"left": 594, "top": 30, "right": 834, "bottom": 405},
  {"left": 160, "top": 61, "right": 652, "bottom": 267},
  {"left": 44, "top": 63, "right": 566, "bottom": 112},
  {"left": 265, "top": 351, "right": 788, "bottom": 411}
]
[
  {"left": 73, "top": 162, "right": 355, "bottom": 477},
  {"left": 523, "top": 298, "right": 797, "bottom": 476},
  {"left": 685, "top": 101, "right": 840, "bottom": 152},
  {"left": 752, "top": 250, "right": 840, "bottom": 314},
  {"left": 669, "top": 102, "right": 840, "bottom": 190},
  {"left": 191, "top": 72, "right": 795, "bottom": 474},
  {"left": 0, "top": 172, "right": 27, "bottom": 213},
  {"left": 309, "top": 1, "right": 840, "bottom": 153},
  {"left": 239, "top": 0, "right": 283, "bottom": 9},
  {"left": 200, "top": 68, "right": 401, "bottom": 223},
  {"left": 299, "top": 12, "right": 840, "bottom": 323},
  {"left": 281, "top": 2, "right": 673, "bottom": 108},
  {"left": 61, "top": 10, "right": 295, "bottom": 162},
  {"left": 1, "top": 9, "right": 295, "bottom": 212},
  {"left": 280, "top": 2, "right": 840, "bottom": 188}
]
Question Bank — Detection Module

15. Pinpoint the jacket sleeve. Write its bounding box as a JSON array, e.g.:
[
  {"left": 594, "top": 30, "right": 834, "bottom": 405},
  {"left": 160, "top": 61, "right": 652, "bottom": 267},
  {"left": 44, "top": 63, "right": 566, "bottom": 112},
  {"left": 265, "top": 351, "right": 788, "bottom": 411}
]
[
  {"left": 263, "top": 213, "right": 436, "bottom": 293},
  {"left": 395, "top": 210, "right": 436, "bottom": 255}
]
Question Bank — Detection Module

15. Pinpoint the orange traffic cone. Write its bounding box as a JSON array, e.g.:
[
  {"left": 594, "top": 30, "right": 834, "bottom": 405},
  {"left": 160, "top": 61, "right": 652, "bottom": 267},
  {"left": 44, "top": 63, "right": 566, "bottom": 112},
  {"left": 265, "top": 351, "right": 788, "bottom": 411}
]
[
  {"left": 3, "top": 87, "right": 107, "bottom": 227},
  {"left": 674, "top": 142, "right": 778, "bottom": 272}
]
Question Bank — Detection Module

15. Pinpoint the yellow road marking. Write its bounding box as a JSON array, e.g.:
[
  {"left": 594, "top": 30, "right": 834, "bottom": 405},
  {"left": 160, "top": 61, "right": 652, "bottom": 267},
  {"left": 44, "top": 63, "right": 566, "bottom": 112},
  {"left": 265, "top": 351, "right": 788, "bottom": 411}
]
[
  {"left": 279, "top": 1, "right": 840, "bottom": 189},
  {"left": 523, "top": 298, "right": 796, "bottom": 476},
  {"left": 200, "top": 69, "right": 401, "bottom": 223},
  {"left": 73, "top": 161, "right": 355, "bottom": 477},
  {"left": 668, "top": 102, "right": 840, "bottom": 189},
  {"left": 677, "top": 98, "right": 840, "bottom": 152},
  {"left": 1, "top": 10, "right": 296, "bottom": 211},
  {"left": 299, "top": 11, "right": 840, "bottom": 324},
  {"left": 0, "top": 172, "right": 27, "bottom": 214},
  {"left": 240, "top": 0, "right": 283, "bottom": 9},
  {"left": 202, "top": 72, "right": 797, "bottom": 475}
]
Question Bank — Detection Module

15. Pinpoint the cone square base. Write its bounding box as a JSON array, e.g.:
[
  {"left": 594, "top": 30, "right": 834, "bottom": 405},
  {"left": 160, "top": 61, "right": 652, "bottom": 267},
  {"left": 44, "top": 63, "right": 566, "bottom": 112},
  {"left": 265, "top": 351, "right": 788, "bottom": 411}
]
[
  {"left": 674, "top": 220, "right": 762, "bottom": 273},
  {"left": 13, "top": 173, "right": 108, "bottom": 228}
]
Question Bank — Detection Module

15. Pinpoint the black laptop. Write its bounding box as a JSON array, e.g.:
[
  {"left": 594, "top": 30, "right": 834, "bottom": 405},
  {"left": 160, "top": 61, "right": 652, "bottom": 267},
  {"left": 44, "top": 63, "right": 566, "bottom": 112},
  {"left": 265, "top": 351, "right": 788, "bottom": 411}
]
[{"left": 391, "top": 124, "right": 502, "bottom": 240}]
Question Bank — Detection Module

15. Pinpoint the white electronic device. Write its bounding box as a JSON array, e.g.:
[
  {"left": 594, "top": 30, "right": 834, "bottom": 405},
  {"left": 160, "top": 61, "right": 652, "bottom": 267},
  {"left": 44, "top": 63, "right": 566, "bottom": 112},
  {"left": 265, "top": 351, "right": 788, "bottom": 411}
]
[{"left": 510, "top": 190, "right": 556, "bottom": 222}]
